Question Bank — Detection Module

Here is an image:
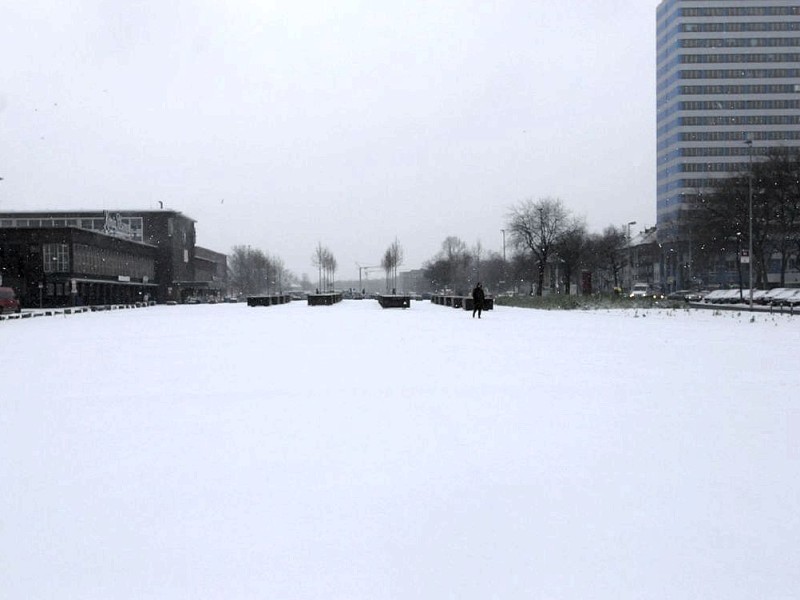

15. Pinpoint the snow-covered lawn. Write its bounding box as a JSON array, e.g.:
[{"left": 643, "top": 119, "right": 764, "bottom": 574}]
[{"left": 2, "top": 301, "right": 798, "bottom": 599}]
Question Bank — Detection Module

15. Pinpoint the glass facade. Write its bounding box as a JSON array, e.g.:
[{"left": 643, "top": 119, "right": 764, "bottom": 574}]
[
  {"left": 42, "top": 243, "right": 69, "bottom": 273},
  {"left": 656, "top": 0, "right": 800, "bottom": 238}
]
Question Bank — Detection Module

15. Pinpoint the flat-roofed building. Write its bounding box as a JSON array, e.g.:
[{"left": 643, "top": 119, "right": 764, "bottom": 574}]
[
  {"left": 0, "top": 209, "right": 225, "bottom": 306},
  {"left": 656, "top": 0, "right": 800, "bottom": 287}
]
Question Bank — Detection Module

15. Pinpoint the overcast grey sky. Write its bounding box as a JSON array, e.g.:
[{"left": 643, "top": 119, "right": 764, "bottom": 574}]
[{"left": 1, "top": 1, "right": 657, "bottom": 281}]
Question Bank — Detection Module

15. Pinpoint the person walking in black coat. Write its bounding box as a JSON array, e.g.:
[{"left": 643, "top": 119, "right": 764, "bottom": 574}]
[{"left": 472, "top": 282, "right": 485, "bottom": 318}]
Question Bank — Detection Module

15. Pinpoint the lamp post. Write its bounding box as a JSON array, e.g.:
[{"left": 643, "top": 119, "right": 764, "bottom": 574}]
[
  {"left": 745, "top": 138, "right": 754, "bottom": 309},
  {"left": 627, "top": 221, "right": 637, "bottom": 289},
  {"left": 500, "top": 229, "right": 507, "bottom": 293}
]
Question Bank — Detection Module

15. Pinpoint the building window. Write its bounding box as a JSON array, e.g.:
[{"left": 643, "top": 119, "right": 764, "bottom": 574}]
[{"left": 43, "top": 243, "right": 69, "bottom": 273}]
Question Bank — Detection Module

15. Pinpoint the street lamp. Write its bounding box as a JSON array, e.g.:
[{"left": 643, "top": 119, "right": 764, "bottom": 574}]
[
  {"left": 744, "top": 137, "right": 754, "bottom": 309},
  {"left": 500, "top": 229, "right": 507, "bottom": 293},
  {"left": 627, "top": 221, "right": 637, "bottom": 289}
]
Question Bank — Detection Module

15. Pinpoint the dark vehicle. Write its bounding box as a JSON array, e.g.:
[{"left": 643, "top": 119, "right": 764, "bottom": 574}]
[
  {"left": 0, "top": 287, "right": 21, "bottom": 314},
  {"left": 666, "top": 289, "right": 706, "bottom": 302}
]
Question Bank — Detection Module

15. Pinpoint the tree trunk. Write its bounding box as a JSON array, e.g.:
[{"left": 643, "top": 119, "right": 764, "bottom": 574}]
[{"left": 536, "top": 262, "right": 545, "bottom": 296}]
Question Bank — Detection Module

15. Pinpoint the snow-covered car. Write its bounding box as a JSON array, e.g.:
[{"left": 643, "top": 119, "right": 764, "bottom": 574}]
[
  {"left": 782, "top": 289, "right": 800, "bottom": 306},
  {"left": 703, "top": 289, "right": 744, "bottom": 304},
  {"left": 770, "top": 288, "right": 800, "bottom": 306},
  {"left": 756, "top": 288, "right": 790, "bottom": 305}
]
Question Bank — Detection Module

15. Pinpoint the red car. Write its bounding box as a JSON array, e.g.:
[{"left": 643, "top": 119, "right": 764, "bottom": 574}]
[{"left": 0, "top": 287, "right": 21, "bottom": 314}]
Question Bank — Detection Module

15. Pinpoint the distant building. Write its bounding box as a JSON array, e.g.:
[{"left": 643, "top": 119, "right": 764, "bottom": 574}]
[
  {"left": 626, "top": 227, "right": 662, "bottom": 290},
  {"left": 398, "top": 269, "right": 427, "bottom": 294},
  {"left": 0, "top": 210, "right": 227, "bottom": 307}
]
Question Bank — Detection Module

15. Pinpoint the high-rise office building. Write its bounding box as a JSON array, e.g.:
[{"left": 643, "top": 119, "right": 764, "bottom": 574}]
[{"left": 656, "top": 0, "right": 800, "bottom": 243}]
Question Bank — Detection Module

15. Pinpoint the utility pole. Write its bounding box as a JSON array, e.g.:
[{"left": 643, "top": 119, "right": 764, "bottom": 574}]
[
  {"left": 627, "top": 221, "right": 637, "bottom": 289},
  {"left": 745, "top": 137, "right": 754, "bottom": 309}
]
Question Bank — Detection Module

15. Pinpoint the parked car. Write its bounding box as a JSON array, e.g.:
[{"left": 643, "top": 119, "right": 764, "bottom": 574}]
[
  {"left": 703, "top": 289, "right": 744, "bottom": 304},
  {"left": 629, "top": 283, "right": 663, "bottom": 299},
  {"left": 770, "top": 288, "right": 800, "bottom": 306},
  {"left": 782, "top": 289, "right": 800, "bottom": 306},
  {"left": 756, "top": 288, "right": 790, "bottom": 305},
  {"left": 0, "top": 286, "right": 22, "bottom": 314},
  {"left": 666, "top": 289, "right": 707, "bottom": 302}
]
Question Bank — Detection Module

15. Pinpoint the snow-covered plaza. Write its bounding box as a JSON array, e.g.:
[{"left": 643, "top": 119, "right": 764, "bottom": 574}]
[{"left": 2, "top": 300, "right": 798, "bottom": 599}]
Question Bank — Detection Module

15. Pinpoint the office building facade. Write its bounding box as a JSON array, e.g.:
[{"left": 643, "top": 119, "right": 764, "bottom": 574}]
[{"left": 656, "top": 0, "right": 800, "bottom": 286}]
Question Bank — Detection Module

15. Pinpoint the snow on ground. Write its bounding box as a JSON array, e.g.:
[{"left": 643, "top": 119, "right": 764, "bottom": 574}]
[{"left": 1, "top": 301, "right": 798, "bottom": 599}]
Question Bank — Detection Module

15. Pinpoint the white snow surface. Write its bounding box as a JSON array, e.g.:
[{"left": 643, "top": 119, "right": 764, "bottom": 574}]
[{"left": 2, "top": 301, "right": 798, "bottom": 600}]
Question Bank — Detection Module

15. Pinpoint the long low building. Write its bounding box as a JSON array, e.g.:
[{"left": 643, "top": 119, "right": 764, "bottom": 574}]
[{"left": 0, "top": 210, "right": 227, "bottom": 307}]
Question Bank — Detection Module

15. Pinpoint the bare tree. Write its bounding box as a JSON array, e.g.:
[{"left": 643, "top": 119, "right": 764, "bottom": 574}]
[
  {"left": 381, "top": 238, "right": 404, "bottom": 292},
  {"left": 381, "top": 248, "right": 393, "bottom": 292},
  {"left": 585, "top": 226, "right": 627, "bottom": 291},
  {"left": 506, "top": 198, "right": 570, "bottom": 296},
  {"left": 323, "top": 248, "right": 337, "bottom": 291},
  {"left": 471, "top": 240, "right": 483, "bottom": 284},
  {"left": 554, "top": 220, "right": 588, "bottom": 295},
  {"left": 311, "top": 242, "right": 325, "bottom": 292},
  {"left": 689, "top": 170, "right": 752, "bottom": 292},
  {"left": 754, "top": 147, "right": 800, "bottom": 286},
  {"left": 311, "top": 243, "right": 337, "bottom": 291},
  {"left": 422, "top": 236, "right": 470, "bottom": 293},
  {"left": 229, "top": 245, "right": 291, "bottom": 296}
]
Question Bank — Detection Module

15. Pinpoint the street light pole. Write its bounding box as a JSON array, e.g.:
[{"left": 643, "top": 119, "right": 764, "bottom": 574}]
[
  {"left": 745, "top": 138, "right": 754, "bottom": 309},
  {"left": 500, "top": 229, "right": 507, "bottom": 293},
  {"left": 627, "top": 221, "right": 637, "bottom": 289}
]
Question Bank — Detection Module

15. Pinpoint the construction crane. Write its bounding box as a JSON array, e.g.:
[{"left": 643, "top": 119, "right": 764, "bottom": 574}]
[{"left": 355, "top": 263, "right": 383, "bottom": 294}]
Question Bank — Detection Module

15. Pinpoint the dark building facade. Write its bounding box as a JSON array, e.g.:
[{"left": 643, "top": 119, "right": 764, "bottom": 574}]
[
  {"left": 186, "top": 246, "right": 229, "bottom": 301},
  {"left": 0, "top": 210, "right": 227, "bottom": 307}
]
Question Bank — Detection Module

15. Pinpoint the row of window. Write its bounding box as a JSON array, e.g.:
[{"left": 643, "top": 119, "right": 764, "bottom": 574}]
[
  {"left": 658, "top": 21, "right": 800, "bottom": 50},
  {"left": 42, "top": 244, "right": 69, "bottom": 273},
  {"left": 43, "top": 282, "right": 71, "bottom": 297},
  {"left": 659, "top": 3, "right": 800, "bottom": 21},
  {"left": 660, "top": 146, "right": 770, "bottom": 161},
  {"left": 659, "top": 98, "right": 800, "bottom": 120},
  {"left": 682, "top": 37, "right": 800, "bottom": 48},
  {"left": 40, "top": 242, "right": 156, "bottom": 280},
  {"left": 659, "top": 177, "right": 729, "bottom": 195},
  {"left": 659, "top": 162, "right": 750, "bottom": 179},
  {"left": 661, "top": 69, "right": 800, "bottom": 89},
  {"left": 73, "top": 244, "right": 155, "bottom": 279},
  {"left": 660, "top": 19, "right": 800, "bottom": 40},
  {"left": 658, "top": 37, "right": 800, "bottom": 65},
  {"left": 658, "top": 130, "right": 800, "bottom": 150},
  {"left": 683, "top": 114, "right": 800, "bottom": 126},
  {"left": 684, "top": 7, "right": 800, "bottom": 18},
  {"left": 659, "top": 53, "right": 800, "bottom": 78},
  {"left": 681, "top": 52, "right": 800, "bottom": 64},
  {"left": 659, "top": 114, "right": 800, "bottom": 136},
  {"left": 0, "top": 217, "right": 145, "bottom": 242},
  {"left": 658, "top": 51, "right": 800, "bottom": 74},
  {"left": 665, "top": 84, "right": 800, "bottom": 98}
]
